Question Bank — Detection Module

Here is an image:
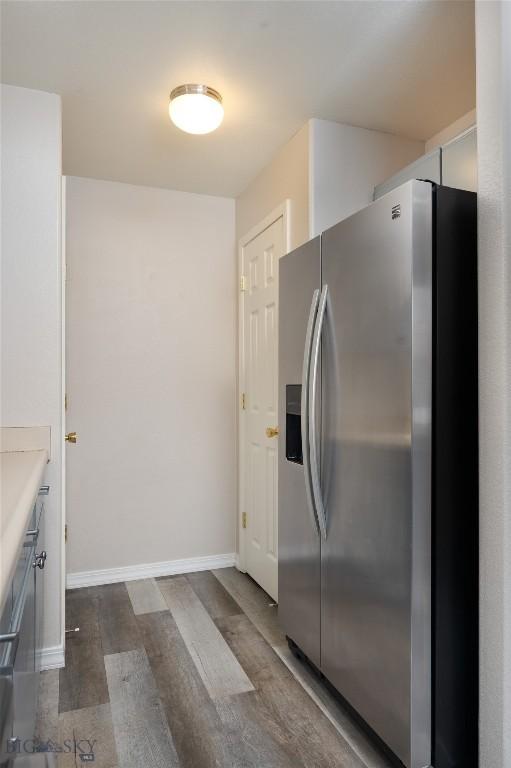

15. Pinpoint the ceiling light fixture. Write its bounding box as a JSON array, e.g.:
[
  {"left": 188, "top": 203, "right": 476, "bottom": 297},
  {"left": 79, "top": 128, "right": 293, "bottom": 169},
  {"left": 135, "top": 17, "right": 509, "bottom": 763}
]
[{"left": 169, "top": 84, "right": 224, "bottom": 135}]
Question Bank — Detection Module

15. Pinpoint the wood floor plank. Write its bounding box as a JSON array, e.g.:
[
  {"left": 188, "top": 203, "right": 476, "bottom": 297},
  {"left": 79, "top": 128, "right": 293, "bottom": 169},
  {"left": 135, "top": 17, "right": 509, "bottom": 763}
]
[
  {"left": 92, "top": 583, "right": 142, "bottom": 655},
  {"left": 59, "top": 637, "right": 110, "bottom": 715},
  {"left": 215, "top": 613, "right": 367, "bottom": 768},
  {"left": 138, "top": 610, "right": 234, "bottom": 768},
  {"left": 138, "top": 610, "right": 296, "bottom": 768},
  {"left": 59, "top": 591, "right": 109, "bottom": 714},
  {"left": 105, "top": 648, "right": 180, "bottom": 768},
  {"left": 212, "top": 567, "right": 284, "bottom": 647},
  {"left": 65, "top": 587, "right": 102, "bottom": 640},
  {"left": 213, "top": 693, "right": 302, "bottom": 768},
  {"left": 126, "top": 578, "right": 167, "bottom": 615},
  {"left": 185, "top": 570, "right": 242, "bottom": 620},
  {"left": 35, "top": 669, "right": 59, "bottom": 746},
  {"left": 58, "top": 703, "right": 118, "bottom": 768},
  {"left": 158, "top": 576, "right": 254, "bottom": 700}
]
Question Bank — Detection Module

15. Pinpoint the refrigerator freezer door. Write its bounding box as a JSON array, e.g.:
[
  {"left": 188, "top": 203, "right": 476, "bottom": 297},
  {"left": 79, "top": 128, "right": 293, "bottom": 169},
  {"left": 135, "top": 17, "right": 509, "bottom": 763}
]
[
  {"left": 278, "top": 237, "right": 322, "bottom": 668},
  {"left": 320, "top": 181, "right": 432, "bottom": 768}
]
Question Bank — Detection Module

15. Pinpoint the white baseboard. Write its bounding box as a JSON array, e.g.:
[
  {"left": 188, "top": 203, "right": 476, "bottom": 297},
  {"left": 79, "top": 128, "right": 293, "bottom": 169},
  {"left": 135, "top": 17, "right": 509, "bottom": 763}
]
[
  {"left": 39, "top": 644, "right": 65, "bottom": 670},
  {"left": 66, "top": 552, "right": 237, "bottom": 590}
]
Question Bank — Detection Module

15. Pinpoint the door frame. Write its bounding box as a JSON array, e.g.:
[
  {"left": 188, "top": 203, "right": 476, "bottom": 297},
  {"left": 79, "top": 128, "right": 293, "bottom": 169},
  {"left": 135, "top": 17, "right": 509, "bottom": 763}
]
[{"left": 237, "top": 200, "right": 291, "bottom": 573}]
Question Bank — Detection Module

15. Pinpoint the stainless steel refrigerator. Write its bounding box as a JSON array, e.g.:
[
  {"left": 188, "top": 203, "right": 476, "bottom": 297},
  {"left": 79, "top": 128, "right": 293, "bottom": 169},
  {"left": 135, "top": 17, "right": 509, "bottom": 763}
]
[{"left": 278, "top": 180, "right": 478, "bottom": 768}]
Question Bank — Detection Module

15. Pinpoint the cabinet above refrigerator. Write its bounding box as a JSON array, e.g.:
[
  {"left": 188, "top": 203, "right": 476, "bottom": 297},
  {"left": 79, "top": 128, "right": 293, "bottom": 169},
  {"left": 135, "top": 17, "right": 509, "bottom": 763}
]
[{"left": 374, "top": 126, "right": 477, "bottom": 199}]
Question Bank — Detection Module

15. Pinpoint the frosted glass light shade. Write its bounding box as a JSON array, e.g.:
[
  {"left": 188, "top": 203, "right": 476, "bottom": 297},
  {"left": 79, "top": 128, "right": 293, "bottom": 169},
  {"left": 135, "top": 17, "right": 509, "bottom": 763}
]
[{"left": 169, "top": 85, "right": 224, "bottom": 135}]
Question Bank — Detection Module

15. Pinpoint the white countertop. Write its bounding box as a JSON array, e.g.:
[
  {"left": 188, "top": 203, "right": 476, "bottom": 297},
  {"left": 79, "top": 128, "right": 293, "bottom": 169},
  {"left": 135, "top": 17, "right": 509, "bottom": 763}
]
[{"left": 0, "top": 449, "right": 48, "bottom": 614}]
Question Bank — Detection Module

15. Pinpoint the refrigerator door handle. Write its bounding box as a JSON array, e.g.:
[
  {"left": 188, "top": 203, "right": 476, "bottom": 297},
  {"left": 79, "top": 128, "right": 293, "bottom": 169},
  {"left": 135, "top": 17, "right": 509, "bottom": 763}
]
[
  {"left": 301, "top": 288, "right": 321, "bottom": 536},
  {"left": 309, "top": 283, "right": 328, "bottom": 539}
]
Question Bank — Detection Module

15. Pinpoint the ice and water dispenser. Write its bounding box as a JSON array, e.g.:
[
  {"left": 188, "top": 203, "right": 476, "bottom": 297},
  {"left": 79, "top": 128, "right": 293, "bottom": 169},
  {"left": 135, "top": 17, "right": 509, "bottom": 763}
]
[{"left": 285, "top": 384, "right": 302, "bottom": 464}]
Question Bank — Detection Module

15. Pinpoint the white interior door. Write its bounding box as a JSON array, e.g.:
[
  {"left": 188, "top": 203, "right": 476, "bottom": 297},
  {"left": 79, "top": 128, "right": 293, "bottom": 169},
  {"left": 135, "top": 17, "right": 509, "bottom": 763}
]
[{"left": 241, "top": 216, "right": 284, "bottom": 601}]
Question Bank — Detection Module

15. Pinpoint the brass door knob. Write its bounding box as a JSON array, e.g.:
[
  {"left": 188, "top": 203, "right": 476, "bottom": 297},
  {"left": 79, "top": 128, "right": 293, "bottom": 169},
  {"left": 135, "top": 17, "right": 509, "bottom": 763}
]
[
  {"left": 266, "top": 426, "right": 279, "bottom": 438},
  {"left": 65, "top": 432, "right": 78, "bottom": 443}
]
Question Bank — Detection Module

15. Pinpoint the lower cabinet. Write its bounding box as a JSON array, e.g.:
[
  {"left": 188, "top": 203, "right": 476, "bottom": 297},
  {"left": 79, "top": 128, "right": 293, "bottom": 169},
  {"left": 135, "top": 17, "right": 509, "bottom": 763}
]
[
  {"left": 1, "top": 486, "right": 48, "bottom": 765},
  {"left": 12, "top": 565, "right": 37, "bottom": 750},
  {"left": 33, "top": 488, "right": 46, "bottom": 677}
]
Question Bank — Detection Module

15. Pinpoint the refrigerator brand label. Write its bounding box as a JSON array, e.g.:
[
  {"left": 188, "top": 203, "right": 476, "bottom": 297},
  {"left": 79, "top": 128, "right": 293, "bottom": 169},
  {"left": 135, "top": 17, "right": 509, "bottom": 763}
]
[{"left": 392, "top": 204, "right": 401, "bottom": 220}]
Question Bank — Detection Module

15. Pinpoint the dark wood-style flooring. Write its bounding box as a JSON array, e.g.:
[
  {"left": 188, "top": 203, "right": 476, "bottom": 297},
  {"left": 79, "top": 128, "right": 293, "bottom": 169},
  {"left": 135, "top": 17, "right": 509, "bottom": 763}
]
[{"left": 36, "top": 568, "right": 394, "bottom": 768}]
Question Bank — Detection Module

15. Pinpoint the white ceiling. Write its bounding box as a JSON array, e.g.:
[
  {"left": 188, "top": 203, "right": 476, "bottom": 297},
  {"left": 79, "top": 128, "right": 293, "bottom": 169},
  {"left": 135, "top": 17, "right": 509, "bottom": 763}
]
[{"left": 1, "top": 1, "right": 475, "bottom": 198}]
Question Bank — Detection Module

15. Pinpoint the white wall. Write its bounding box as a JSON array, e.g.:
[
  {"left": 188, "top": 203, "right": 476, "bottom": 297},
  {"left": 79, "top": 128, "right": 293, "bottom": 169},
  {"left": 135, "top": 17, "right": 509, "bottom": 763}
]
[
  {"left": 236, "top": 119, "right": 424, "bottom": 249},
  {"left": 236, "top": 123, "right": 309, "bottom": 250},
  {"left": 309, "top": 119, "right": 424, "bottom": 235},
  {"left": 65, "top": 177, "right": 236, "bottom": 576},
  {"left": 1, "top": 84, "right": 64, "bottom": 659},
  {"left": 475, "top": 2, "right": 511, "bottom": 766}
]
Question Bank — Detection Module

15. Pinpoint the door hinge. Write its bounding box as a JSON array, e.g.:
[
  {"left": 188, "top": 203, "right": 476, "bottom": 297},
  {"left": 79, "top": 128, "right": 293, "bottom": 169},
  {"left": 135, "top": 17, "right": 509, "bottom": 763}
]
[
  {"left": 65, "top": 524, "right": 68, "bottom": 543},
  {"left": 242, "top": 512, "right": 247, "bottom": 529},
  {"left": 241, "top": 392, "right": 246, "bottom": 410},
  {"left": 64, "top": 393, "right": 68, "bottom": 411},
  {"left": 240, "top": 275, "right": 247, "bottom": 292}
]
